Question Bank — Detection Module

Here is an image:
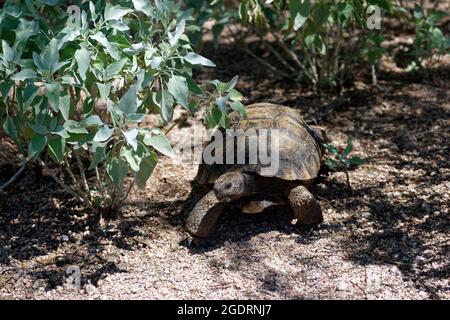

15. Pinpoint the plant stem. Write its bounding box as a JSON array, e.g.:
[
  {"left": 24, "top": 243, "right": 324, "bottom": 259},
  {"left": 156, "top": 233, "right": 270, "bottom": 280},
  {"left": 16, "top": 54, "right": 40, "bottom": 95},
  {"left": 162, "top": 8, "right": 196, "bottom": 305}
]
[
  {"left": 38, "top": 157, "right": 93, "bottom": 208},
  {"left": 74, "top": 149, "right": 91, "bottom": 198},
  {"left": 271, "top": 32, "right": 316, "bottom": 84},
  {"left": 0, "top": 158, "right": 29, "bottom": 191}
]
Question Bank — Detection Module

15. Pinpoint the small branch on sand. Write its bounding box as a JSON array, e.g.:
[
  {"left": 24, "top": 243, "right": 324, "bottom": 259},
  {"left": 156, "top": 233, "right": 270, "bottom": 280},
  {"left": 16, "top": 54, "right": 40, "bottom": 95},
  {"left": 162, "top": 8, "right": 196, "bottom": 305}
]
[{"left": 0, "top": 158, "right": 29, "bottom": 191}]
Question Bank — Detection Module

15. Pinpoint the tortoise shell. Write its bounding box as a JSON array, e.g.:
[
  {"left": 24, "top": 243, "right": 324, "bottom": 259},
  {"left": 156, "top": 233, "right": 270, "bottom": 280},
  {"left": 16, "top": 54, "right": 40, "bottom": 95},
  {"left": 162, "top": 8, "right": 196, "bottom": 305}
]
[{"left": 196, "top": 103, "right": 324, "bottom": 183}]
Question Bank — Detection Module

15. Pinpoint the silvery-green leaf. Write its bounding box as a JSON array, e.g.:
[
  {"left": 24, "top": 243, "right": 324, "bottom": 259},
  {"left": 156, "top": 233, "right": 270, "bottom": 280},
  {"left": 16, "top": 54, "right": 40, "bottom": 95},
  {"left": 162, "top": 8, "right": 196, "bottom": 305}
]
[
  {"left": 88, "top": 142, "right": 106, "bottom": 170},
  {"left": 167, "top": 75, "right": 188, "bottom": 109},
  {"left": 126, "top": 113, "right": 145, "bottom": 123},
  {"left": 168, "top": 19, "right": 185, "bottom": 46},
  {"left": 104, "top": 3, "right": 132, "bottom": 21},
  {"left": 184, "top": 52, "right": 216, "bottom": 67},
  {"left": 135, "top": 153, "right": 157, "bottom": 189},
  {"left": 119, "top": 84, "right": 138, "bottom": 114},
  {"left": 106, "top": 157, "right": 128, "bottom": 188},
  {"left": 48, "top": 135, "right": 66, "bottom": 163},
  {"left": 45, "top": 82, "right": 61, "bottom": 112},
  {"left": 143, "top": 133, "right": 174, "bottom": 158},
  {"left": 105, "top": 58, "right": 127, "bottom": 80},
  {"left": 28, "top": 134, "right": 47, "bottom": 159},
  {"left": 96, "top": 83, "right": 112, "bottom": 102},
  {"left": 94, "top": 125, "right": 114, "bottom": 142},
  {"left": 121, "top": 147, "right": 140, "bottom": 172},
  {"left": 216, "top": 95, "right": 228, "bottom": 113},
  {"left": 81, "top": 115, "right": 103, "bottom": 128},
  {"left": 10, "top": 68, "right": 37, "bottom": 81},
  {"left": 74, "top": 46, "right": 90, "bottom": 81},
  {"left": 123, "top": 128, "right": 138, "bottom": 151},
  {"left": 132, "top": 0, "right": 153, "bottom": 16},
  {"left": 154, "top": 90, "right": 174, "bottom": 123}
]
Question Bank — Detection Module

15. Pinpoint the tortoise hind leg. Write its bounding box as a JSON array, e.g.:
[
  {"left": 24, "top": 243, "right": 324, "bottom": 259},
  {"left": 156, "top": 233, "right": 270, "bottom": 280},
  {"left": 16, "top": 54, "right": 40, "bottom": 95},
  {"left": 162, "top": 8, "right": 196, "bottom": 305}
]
[
  {"left": 186, "top": 191, "right": 225, "bottom": 238},
  {"left": 288, "top": 186, "right": 323, "bottom": 224}
]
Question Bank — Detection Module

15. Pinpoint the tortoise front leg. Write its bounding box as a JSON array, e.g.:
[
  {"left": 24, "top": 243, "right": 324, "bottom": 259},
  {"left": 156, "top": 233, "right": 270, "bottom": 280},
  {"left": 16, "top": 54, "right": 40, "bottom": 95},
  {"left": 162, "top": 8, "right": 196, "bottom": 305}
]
[
  {"left": 186, "top": 191, "right": 225, "bottom": 238},
  {"left": 288, "top": 186, "right": 323, "bottom": 224}
]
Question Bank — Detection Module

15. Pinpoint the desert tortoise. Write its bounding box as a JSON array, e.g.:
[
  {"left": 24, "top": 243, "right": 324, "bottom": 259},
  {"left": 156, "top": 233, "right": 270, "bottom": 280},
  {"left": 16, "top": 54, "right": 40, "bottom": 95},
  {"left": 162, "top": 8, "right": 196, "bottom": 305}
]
[{"left": 186, "top": 103, "right": 327, "bottom": 238}]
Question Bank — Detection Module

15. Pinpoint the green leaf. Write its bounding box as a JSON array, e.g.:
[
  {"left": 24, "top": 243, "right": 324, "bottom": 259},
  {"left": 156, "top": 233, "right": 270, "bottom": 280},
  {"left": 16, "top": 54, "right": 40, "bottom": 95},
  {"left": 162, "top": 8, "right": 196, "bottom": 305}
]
[
  {"left": 15, "top": 19, "right": 38, "bottom": 51},
  {"left": 81, "top": 115, "right": 103, "bottom": 128},
  {"left": 30, "top": 124, "right": 48, "bottom": 135},
  {"left": 59, "top": 93, "right": 71, "bottom": 121},
  {"left": 314, "top": 1, "right": 330, "bottom": 25},
  {"left": 52, "top": 126, "right": 70, "bottom": 139},
  {"left": 350, "top": 156, "right": 364, "bottom": 165},
  {"left": 104, "top": 3, "right": 133, "bottom": 21},
  {"left": 154, "top": 90, "right": 174, "bottom": 123},
  {"left": 167, "top": 75, "right": 188, "bottom": 109},
  {"left": 184, "top": 52, "right": 216, "bottom": 67},
  {"left": 294, "top": 13, "right": 308, "bottom": 31},
  {"left": 94, "top": 125, "right": 114, "bottom": 142},
  {"left": 230, "top": 101, "right": 245, "bottom": 116},
  {"left": 119, "top": 84, "right": 138, "bottom": 114},
  {"left": 228, "top": 89, "right": 244, "bottom": 101},
  {"left": 64, "top": 120, "right": 89, "bottom": 134},
  {"left": 96, "top": 83, "right": 112, "bottom": 102},
  {"left": 343, "top": 136, "right": 353, "bottom": 156},
  {"left": 216, "top": 96, "right": 228, "bottom": 113},
  {"left": 143, "top": 133, "right": 174, "bottom": 158},
  {"left": 123, "top": 128, "right": 138, "bottom": 151},
  {"left": 74, "top": 46, "right": 91, "bottom": 81},
  {"left": 290, "top": 0, "right": 310, "bottom": 31},
  {"left": 224, "top": 76, "right": 239, "bottom": 92},
  {"left": 121, "top": 147, "right": 140, "bottom": 172},
  {"left": 183, "top": 73, "right": 203, "bottom": 96},
  {"left": 45, "top": 82, "right": 61, "bottom": 112},
  {"left": 132, "top": 0, "right": 153, "bottom": 16},
  {"left": 105, "top": 58, "right": 128, "bottom": 80},
  {"left": 135, "top": 153, "right": 157, "bottom": 189},
  {"left": 126, "top": 113, "right": 145, "bottom": 123},
  {"left": 3, "top": 117, "right": 18, "bottom": 143},
  {"left": 0, "top": 82, "right": 13, "bottom": 103},
  {"left": 324, "top": 158, "right": 338, "bottom": 170},
  {"left": 168, "top": 19, "right": 186, "bottom": 47},
  {"left": 88, "top": 142, "right": 106, "bottom": 170},
  {"left": 324, "top": 143, "right": 338, "bottom": 154},
  {"left": 11, "top": 69, "right": 37, "bottom": 81},
  {"left": 48, "top": 136, "right": 65, "bottom": 163},
  {"left": 28, "top": 134, "right": 47, "bottom": 159},
  {"left": 205, "top": 107, "right": 222, "bottom": 129},
  {"left": 42, "top": 38, "right": 60, "bottom": 74},
  {"left": 90, "top": 32, "right": 120, "bottom": 60},
  {"left": 106, "top": 157, "right": 128, "bottom": 188},
  {"left": 2, "top": 40, "right": 15, "bottom": 62}
]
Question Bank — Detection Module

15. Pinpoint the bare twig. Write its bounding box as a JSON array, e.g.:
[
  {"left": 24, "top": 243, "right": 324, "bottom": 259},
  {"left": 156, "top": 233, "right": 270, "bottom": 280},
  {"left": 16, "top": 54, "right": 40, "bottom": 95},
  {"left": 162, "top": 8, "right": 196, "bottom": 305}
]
[
  {"left": 73, "top": 149, "right": 91, "bottom": 198},
  {"left": 271, "top": 32, "right": 317, "bottom": 84},
  {"left": 242, "top": 47, "right": 292, "bottom": 79},
  {"left": 262, "top": 39, "right": 297, "bottom": 74},
  {"left": 0, "top": 158, "right": 29, "bottom": 191},
  {"left": 37, "top": 157, "right": 89, "bottom": 206}
]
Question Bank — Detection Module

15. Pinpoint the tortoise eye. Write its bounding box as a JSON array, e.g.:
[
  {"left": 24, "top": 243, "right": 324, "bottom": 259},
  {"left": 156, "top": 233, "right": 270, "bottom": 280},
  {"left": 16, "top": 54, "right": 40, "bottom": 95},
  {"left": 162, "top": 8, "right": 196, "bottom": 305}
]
[{"left": 224, "top": 183, "right": 232, "bottom": 190}]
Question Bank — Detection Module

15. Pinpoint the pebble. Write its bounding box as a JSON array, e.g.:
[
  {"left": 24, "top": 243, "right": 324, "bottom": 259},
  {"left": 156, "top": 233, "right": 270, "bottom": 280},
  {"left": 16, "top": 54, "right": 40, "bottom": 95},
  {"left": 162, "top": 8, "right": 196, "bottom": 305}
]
[
  {"left": 361, "top": 212, "right": 371, "bottom": 219},
  {"left": 62, "top": 235, "right": 69, "bottom": 242}
]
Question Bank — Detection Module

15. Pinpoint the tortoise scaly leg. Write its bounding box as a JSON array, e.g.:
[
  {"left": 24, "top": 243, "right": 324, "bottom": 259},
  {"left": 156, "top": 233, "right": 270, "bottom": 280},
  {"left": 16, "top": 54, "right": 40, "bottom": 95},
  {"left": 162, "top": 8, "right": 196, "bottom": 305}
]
[
  {"left": 186, "top": 191, "right": 225, "bottom": 238},
  {"left": 288, "top": 186, "right": 323, "bottom": 224}
]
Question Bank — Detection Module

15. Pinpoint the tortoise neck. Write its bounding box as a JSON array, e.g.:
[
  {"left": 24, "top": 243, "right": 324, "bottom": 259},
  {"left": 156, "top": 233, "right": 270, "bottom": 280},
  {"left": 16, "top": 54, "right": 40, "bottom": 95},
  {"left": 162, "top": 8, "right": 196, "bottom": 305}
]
[{"left": 242, "top": 173, "right": 256, "bottom": 196}]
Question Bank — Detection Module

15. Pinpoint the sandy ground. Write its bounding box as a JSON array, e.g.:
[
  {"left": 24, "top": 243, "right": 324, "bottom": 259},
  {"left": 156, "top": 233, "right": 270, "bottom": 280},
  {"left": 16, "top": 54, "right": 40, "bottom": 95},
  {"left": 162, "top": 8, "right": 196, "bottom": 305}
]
[{"left": 0, "top": 34, "right": 449, "bottom": 299}]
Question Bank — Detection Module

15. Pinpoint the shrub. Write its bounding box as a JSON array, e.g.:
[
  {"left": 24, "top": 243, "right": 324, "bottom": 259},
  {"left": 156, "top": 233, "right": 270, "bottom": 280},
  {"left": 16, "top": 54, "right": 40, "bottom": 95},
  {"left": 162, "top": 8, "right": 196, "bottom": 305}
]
[
  {"left": 0, "top": 0, "right": 243, "bottom": 215},
  {"left": 191, "top": 0, "right": 449, "bottom": 90}
]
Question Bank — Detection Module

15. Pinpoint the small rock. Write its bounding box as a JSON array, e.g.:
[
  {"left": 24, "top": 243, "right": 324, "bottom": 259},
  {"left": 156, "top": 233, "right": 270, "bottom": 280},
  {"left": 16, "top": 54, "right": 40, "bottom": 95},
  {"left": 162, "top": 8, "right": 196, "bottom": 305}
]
[
  {"left": 361, "top": 212, "right": 371, "bottom": 219},
  {"left": 62, "top": 235, "right": 69, "bottom": 242}
]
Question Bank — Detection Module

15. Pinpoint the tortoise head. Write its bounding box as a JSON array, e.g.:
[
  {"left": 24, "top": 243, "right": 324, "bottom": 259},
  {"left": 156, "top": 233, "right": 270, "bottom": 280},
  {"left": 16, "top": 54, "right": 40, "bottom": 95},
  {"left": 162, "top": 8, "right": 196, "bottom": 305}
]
[{"left": 213, "top": 171, "right": 255, "bottom": 202}]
